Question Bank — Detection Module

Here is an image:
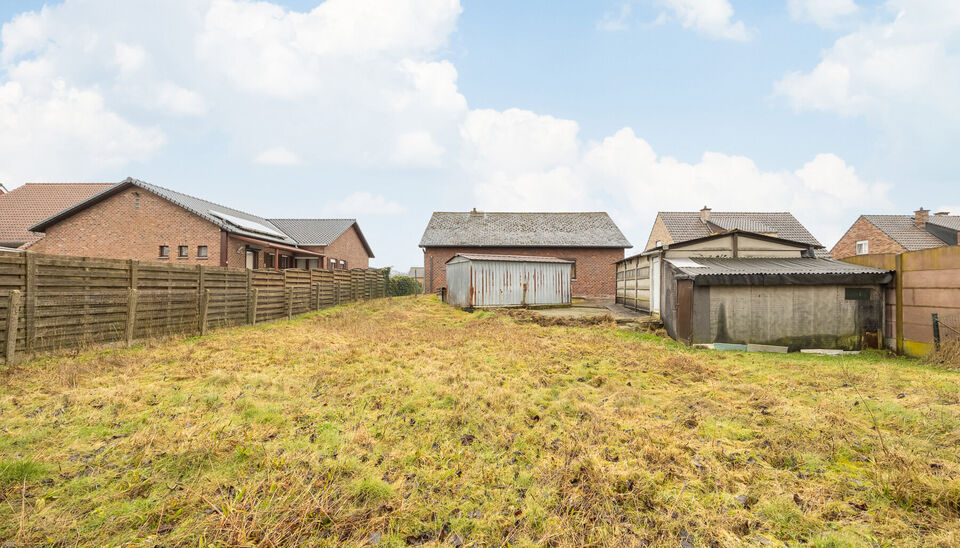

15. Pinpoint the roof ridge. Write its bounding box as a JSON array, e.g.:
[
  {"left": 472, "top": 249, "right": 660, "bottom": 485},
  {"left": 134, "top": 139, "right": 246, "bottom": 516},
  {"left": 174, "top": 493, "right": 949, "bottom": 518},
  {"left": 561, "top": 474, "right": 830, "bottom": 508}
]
[
  {"left": 269, "top": 218, "right": 357, "bottom": 222},
  {"left": 431, "top": 211, "right": 611, "bottom": 215},
  {"left": 660, "top": 211, "right": 794, "bottom": 214}
]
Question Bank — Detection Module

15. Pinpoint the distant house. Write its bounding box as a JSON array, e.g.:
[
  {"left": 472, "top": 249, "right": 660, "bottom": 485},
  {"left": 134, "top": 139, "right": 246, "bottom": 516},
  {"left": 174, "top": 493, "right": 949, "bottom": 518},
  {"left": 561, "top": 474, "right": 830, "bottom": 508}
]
[
  {"left": 0, "top": 182, "right": 115, "bottom": 248},
  {"left": 832, "top": 208, "right": 960, "bottom": 259},
  {"left": 28, "top": 178, "right": 373, "bottom": 269},
  {"left": 407, "top": 266, "right": 425, "bottom": 285},
  {"left": 618, "top": 230, "right": 892, "bottom": 351},
  {"left": 0, "top": 183, "right": 8, "bottom": 194},
  {"left": 419, "top": 210, "right": 632, "bottom": 298},
  {"left": 645, "top": 206, "right": 829, "bottom": 257}
]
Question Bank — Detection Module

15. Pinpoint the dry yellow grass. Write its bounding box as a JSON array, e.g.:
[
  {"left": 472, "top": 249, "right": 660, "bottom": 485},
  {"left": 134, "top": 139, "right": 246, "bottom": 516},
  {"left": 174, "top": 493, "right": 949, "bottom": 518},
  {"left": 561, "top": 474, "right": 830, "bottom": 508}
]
[{"left": 0, "top": 296, "right": 958, "bottom": 546}]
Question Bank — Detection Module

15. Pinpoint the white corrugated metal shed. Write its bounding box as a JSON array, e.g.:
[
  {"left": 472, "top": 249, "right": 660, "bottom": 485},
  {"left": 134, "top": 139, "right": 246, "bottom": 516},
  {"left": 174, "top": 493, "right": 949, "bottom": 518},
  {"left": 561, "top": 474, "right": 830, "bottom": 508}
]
[{"left": 444, "top": 254, "right": 572, "bottom": 308}]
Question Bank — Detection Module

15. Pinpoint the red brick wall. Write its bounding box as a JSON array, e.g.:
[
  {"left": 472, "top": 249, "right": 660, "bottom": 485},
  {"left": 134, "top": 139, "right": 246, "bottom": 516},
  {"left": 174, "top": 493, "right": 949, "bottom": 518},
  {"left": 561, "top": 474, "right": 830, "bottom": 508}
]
[
  {"left": 644, "top": 215, "right": 674, "bottom": 251},
  {"left": 321, "top": 226, "right": 370, "bottom": 269},
  {"left": 831, "top": 216, "right": 907, "bottom": 259},
  {"left": 422, "top": 246, "right": 626, "bottom": 298},
  {"left": 30, "top": 189, "right": 223, "bottom": 264}
]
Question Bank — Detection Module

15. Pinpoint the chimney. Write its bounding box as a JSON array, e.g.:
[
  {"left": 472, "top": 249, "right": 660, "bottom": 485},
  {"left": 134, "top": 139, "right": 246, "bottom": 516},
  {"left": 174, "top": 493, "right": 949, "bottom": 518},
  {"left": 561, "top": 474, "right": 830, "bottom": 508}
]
[
  {"left": 700, "top": 206, "right": 711, "bottom": 222},
  {"left": 914, "top": 207, "right": 930, "bottom": 228},
  {"left": 470, "top": 207, "right": 481, "bottom": 215}
]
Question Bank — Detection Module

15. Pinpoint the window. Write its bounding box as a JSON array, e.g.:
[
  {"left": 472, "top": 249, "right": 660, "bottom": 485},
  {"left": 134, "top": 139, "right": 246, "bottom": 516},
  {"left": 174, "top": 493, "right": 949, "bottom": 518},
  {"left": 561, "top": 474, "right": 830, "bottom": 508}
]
[
  {"left": 265, "top": 252, "right": 275, "bottom": 268},
  {"left": 563, "top": 258, "right": 577, "bottom": 280},
  {"left": 339, "top": 260, "right": 347, "bottom": 269},
  {"left": 158, "top": 245, "right": 169, "bottom": 258},
  {"left": 178, "top": 245, "right": 188, "bottom": 258},
  {"left": 197, "top": 245, "right": 208, "bottom": 258},
  {"left": 845, "top": 288, "right": 871, "bottom": 301},
  {"left": 655, "top": 240, "right": 663, "bottom": 247},
  {"left": 855, "top": 240, "right": 869, "bottom": 255}
]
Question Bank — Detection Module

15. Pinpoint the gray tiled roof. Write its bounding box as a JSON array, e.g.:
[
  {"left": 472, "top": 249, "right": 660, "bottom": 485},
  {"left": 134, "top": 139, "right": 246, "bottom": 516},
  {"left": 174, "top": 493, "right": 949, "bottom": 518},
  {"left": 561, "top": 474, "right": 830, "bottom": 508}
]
[
  {"left": 420, "top": 212, "right": 631, "bottom": 248},
  {"left": 134, "top": 180, "right": 298, "bottom": 245},
  {"left": 863, "top": 215, "right": 948, "bottom": 251},
  {"left": 449, "top": 253, "right": 575, "bottom": 263},
  {"left": 29, "top": 179, "right": 378, "bottom": 256},
  {"left": 928, "top": 215, "right": 960, "bottom": 231},
  {"left": 667, "top": 257, "right": 890, "bottom": 277},
  {"left": 268, "top": 219, "right": 356, "bottom": 246},
  {"left": 658, "top": 211, "right": 829, "bottom": 257}
]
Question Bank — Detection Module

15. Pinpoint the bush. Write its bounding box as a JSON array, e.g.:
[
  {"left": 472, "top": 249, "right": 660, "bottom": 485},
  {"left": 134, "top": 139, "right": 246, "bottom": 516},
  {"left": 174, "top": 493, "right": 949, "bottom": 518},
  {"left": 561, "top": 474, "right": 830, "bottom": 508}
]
[{"left": 388, "top": 275, "right": 422, "bottom": 297}]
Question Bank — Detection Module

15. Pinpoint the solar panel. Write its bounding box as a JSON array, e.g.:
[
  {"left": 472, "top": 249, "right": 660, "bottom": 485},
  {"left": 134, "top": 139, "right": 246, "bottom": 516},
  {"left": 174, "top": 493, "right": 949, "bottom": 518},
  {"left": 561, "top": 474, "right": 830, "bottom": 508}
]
[{"left": 207, "top": 210, "right": 287, "bottom": 239}]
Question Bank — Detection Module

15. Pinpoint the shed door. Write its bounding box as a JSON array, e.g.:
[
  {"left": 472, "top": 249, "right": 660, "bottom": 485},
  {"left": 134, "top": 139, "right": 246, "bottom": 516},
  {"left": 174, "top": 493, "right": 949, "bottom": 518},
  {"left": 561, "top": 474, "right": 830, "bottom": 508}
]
[{"left": 651, "top": 257, "right": 661, "bottom": 314}]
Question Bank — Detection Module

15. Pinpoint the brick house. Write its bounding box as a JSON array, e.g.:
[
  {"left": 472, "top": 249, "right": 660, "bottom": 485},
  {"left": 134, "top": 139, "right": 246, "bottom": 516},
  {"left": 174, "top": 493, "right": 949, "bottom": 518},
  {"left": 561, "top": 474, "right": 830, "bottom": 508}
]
[
  {"left": 419, "top": 210, "right": 631, "bottom": 298},
  {"left": 0, "top": 182, "right": 115, "bottom": 248},
  {"left": 645, "top": 206, "right": 829, "bottom": 257},
  {"left": 831, "top": 208, "right": 960, "bottom": 259},
  {"left": 28, "top": 178, "right": 373, "bottom": 269}
]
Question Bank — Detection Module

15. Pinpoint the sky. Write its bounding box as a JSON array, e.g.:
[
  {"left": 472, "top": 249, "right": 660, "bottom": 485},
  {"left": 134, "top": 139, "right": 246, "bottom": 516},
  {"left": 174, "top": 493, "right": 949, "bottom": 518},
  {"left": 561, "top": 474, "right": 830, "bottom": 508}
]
[{"left": 0, "top": 0, "right": 957, "bottom": 271}]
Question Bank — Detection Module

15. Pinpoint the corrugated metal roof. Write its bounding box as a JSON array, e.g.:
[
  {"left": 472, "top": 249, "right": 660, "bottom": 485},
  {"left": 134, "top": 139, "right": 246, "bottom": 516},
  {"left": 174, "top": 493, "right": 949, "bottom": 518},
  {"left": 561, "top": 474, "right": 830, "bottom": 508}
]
[
  {"left": 420, "top": 212, "right": 631, "bottom": 248},
  {"left": 267, "top": 219, "right": 356, "bottom": 246},
  {"left": 658, "top": 211, "right": 829, "bottom": 257},
  {"left": 666, "top": 257, "right": 891, "bottom": 277},
  {"left": 863, "top": 215, "right": 948, "bottom": 251},
  {"left": 0, "top": 183, "right": 115, "bottom": 247},
  {"left": 448, "top": 253, "right": 575, "bottom": 263}
]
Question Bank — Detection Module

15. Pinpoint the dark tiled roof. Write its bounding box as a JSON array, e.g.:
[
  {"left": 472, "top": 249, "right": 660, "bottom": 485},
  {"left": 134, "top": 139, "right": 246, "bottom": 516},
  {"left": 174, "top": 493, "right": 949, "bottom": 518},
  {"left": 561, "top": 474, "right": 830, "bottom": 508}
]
[
  {"left": 448, "top": 253, "right": 575, "bottom": 263},
  {"left": 268, "top": 219, "right": 356, "bottom": 246},
  {"left": 658, "top": 211, "right": 828, "bottom": 257},
  {"left": 269, "top": 218, "right": 374, "bottom": 258},
  {"left": 420, "top": 212, "right": 631, "bottom": 248},
  {"left": 666, "top": 257, "right": 889, "bottom": 276},
  {"left": 0, "top": 183, "right": 115, "bottom": 247},
  {"left": 928, "top": 215, "right": 960, "bottom": 231},
  {"left": 30, "top": 178, "right": 297, "bottom": 245},
  {"left": 863, "top": 215, "right": 948, "bottom": 251}
]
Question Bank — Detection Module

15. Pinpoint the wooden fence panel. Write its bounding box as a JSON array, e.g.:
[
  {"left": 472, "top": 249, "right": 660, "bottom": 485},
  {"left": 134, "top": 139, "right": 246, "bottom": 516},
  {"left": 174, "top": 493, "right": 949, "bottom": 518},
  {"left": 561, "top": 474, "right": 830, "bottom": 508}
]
[
  {"left": 204, "top": 267, "right": 249, "bottom": 329},
  {"left": 252, "top": 269, "right": 285, "bottom": 322},
  {"left": 0, "top": 253, "right": 27, "bottom": 357},
  {"left": 1, "top": 249, "right": 388, "bottom": 364}
]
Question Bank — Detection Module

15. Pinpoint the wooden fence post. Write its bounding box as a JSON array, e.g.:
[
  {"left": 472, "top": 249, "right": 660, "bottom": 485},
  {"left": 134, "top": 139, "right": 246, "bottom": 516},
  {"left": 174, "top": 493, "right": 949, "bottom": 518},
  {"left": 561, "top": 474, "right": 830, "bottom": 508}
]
[
  {"left": 315, "top": 284, "right": 321, "bottom": 311},
  {"left": 895, "top": 253, "right": 904, "bottom": 355},
  {"left": 287, "top": 288, "right": 293, "bottom": 319},
  {"left": 199, "top": 289, "right": 211, "bottom": 335},
  {"left": 5, "top": 290, "right": 21, "bottom": 365},
  {"left": 24, "top": 252, "right": 36, "bottom": 353},
  {"left": 125, "top": 288, "right": 138, "bottom": 347},
  {"left": 248, "top": 288, "right": 259, "bottom": 325}
]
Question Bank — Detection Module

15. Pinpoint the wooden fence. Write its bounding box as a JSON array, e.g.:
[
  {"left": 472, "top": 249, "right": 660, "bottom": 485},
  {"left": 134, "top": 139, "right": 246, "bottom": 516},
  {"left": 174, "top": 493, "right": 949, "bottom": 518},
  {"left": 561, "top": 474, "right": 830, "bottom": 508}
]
[
  {"left": 0, "top": 251, "right": 386, "bottom": 365},
  {"left": 843, "top": 246, "right": 960, "bottom": 357}
]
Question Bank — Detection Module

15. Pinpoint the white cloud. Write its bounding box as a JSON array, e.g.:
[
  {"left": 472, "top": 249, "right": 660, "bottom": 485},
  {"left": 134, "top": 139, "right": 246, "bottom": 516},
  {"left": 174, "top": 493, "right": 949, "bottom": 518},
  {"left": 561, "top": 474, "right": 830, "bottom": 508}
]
[
  {"left": 597, "top": 3, "right": 632, "bottom": 32},
  {"left": 657, "top": 0, "right": 753, "bottom": 41},
  {"left": 775, "top": 0, "right": 960, "bottom": 120},
  {"left": 392, "top": 131, "right": 445, "bottom": 167},
  {"left": 255, "top": 146, "right": 301, "bottom": 166},
  {"left": 0, "top": 79, "right": 164, "bottom": 183},
  {"left": 322, "top": 192, "right": 404, "bottom": 216},
  {"left": 788, "top": 0, "right": 858, "bottom": 28}
]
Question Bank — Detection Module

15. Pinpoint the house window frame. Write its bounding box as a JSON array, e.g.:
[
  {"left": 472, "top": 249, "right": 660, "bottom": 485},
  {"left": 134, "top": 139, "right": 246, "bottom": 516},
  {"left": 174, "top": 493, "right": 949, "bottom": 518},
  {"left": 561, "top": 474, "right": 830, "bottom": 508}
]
[
  {"left": 197, "top": 245, "right": 208, "bottom": 259},
  {"left": 158, "top": 245, "right": 169, "bottom": 258},
  {"left": 855, "top": 240, "right": 869, "bottom": 255},
  {"left": 177, "top": 245, "right": 189, "bottom": 259},
  {"left": 562, "top": 258, "right": 577, "bottom": 280}
]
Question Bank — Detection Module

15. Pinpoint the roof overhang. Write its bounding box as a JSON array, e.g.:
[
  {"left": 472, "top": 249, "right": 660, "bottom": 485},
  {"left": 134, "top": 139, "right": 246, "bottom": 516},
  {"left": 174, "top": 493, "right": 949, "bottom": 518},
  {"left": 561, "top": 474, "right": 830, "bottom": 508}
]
[
  {"left": 231, "top": 234, "right": 324, "bottom": 257},
  {"left": 617, "top": 229, "right": 821, "bottom": 264}
]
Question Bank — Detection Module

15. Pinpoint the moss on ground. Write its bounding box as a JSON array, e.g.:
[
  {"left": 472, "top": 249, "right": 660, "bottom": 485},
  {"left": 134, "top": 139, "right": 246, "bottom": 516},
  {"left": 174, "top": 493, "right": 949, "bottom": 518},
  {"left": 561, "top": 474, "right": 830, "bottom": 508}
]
[{"left": 0, "top": 295, "right": 958, "bottom": 546}]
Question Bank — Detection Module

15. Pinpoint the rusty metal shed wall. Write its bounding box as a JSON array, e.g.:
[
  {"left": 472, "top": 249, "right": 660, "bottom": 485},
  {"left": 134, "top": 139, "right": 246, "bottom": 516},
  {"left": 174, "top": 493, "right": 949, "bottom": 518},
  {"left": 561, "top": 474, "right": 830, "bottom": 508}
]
[{"left": 445, "top": 256, "right": 571, "bottom": 307}]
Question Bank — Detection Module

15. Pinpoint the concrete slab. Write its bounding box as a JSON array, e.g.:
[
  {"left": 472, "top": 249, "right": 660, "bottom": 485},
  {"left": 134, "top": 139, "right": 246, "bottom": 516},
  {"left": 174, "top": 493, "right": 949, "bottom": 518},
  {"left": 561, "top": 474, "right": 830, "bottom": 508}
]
[
  {"left": 747, "top": 343, "right": 789, "bottom": 354},
  {"left": 714, "top": 343, "right": 748, "bottom": 351},
  {"left": 800, "top": 349, "right": 844, "bottom": 356}
]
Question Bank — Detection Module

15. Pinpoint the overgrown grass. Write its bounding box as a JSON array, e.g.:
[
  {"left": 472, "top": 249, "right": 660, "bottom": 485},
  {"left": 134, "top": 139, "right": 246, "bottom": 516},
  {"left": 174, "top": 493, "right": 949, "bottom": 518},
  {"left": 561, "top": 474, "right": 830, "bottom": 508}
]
[{"left": 0, "top": 296, "right": 958, "bottom": 546}]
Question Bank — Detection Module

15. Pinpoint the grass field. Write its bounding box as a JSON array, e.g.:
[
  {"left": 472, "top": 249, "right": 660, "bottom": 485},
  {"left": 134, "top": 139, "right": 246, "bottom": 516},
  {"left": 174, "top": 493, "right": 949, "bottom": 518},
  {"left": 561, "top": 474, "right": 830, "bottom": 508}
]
[{"left": 1, "top": 296, "right": 958, "bottom": 546}]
